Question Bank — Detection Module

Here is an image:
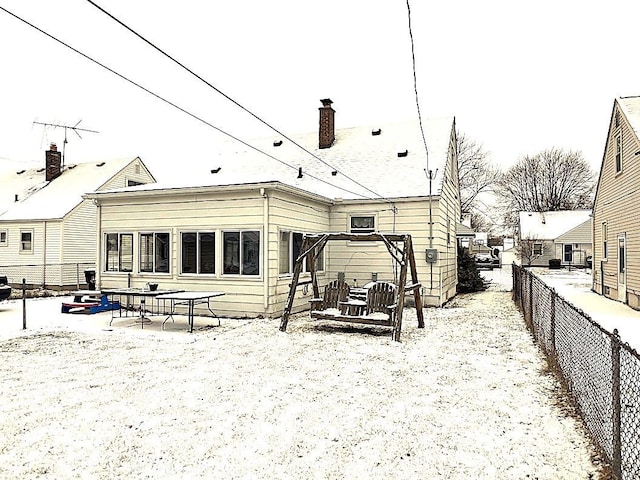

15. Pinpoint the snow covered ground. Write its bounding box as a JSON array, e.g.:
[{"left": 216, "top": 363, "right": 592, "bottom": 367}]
[
  {"left": 525, "top": 267, "right": 640, "bottom": 352},
  {"left": 0, "top": 281, "right": 608, "bottom": 479}
]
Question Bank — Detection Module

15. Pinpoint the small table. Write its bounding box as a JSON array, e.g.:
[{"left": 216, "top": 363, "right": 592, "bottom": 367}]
[
  {"left": 155, "top": 291, "right": 225, "bottom": 333},
  {"left": 103, "top": 288, "right": 183, "bottom": 327},
  {"left": 339, "top": 299, "right": 367, "bottom": 316}
]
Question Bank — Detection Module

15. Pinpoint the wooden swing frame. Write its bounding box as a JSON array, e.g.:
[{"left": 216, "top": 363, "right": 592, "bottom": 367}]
[{"left": 279, "top": 232, "right": 425, "bottom": 341}]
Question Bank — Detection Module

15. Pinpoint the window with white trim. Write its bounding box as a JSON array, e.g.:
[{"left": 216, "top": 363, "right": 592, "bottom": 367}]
[
  {"left": 350, "top": 215, "right": 375, "bottom": 234},
  {"left": 615, "top": 134, "right": 622, "bottom": 173},
  {"left": 20, "top": 230, "right": 33, "bottom": 253},
  {"left": 223, "top": 230, "right": 260, "bottom": 276},
  {"left": 105, "top": 233, "right": 133, "bottom": 272},
  {"left": 533, "top": 243, "right": 543, "bottom": 256},
  {"left": 279, "top": 231, "right": 324, "bottom": 274},
  {"left": 0, "top": 229, "right": 7, "bottom": 246},
  {"left": 140, "top": 232, "right": 170, "bottom": 273},
  {"left": 181, "top": 232, "right": 215, "bottom": 274}
]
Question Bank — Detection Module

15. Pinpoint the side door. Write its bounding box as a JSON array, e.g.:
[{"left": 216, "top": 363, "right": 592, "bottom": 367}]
[
  {"left": 563, "top": 244, "right": 573, "bottom": 264},
  {"left": 618, "top": 235, "right": 627, "bottom": 302}
]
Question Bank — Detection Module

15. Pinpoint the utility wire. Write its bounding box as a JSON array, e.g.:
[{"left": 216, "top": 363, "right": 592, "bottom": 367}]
[
  {"left": 0, "top": 4, "right": 369, "bottom": 200},
  {"left": 405, "top": 0, "right": 430, "bottom": 171},
  {"left": 85, "top": 0, "right": 388, "bottom": 201}
]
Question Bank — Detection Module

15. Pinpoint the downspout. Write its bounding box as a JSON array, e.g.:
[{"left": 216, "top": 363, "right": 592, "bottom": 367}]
[
  {"left": 261, "top": 188, "right": 269, "bottom": 312},
  {"left": 95, "top": 201, "right": 102, "bottom": 289},
  {"left": 42, "top": 220, "right": 47, "bottom": 288}
]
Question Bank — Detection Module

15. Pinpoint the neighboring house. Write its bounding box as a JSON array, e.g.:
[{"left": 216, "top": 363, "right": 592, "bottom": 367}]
[
  {"left": 0, "top": 144, "right": 155, "bottom": 288},
  {"left": 86, "top": 100, "right": 461, "bottom": 317},
  {"left": 518, "top": 210, "right": 592, "bottom": 267},
  {"left": 593, "top": 96, "right": 640, "bottom": 308}
]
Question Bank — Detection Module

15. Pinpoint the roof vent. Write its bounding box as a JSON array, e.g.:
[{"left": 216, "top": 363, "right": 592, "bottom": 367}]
[
  {"left": 16, "top": 170, "right": 25, "bottom": 175},
  {"left": 273, "top": 140, "right": 283, "bottom": 147},
  {"left": 211, "top": 167, "right": 221, "bottom": 174},
  {"left": 297, "top": 167, "right": 303, "bottom": 179},
  {"left": 37, "top": 167, "right": 45, "bottom": 173},
  {"left": 68, "top": 164, "right": 77, "bottom": 169},
  {"left": 372, "top": 128, "right": 382, "bottom": 136},
  {"left": 397, "top": 150, "right": 408, "bottom": 158},
  {"left": 96, "top": 162, "right": 105, "bottom": 167},
  {"left": 331, "top": 170, "right": 337, "bottom": 176}
]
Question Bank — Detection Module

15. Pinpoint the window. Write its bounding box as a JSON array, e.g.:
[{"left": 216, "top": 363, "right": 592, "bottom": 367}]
[
  {"left": 350, "top": 215, "right": 375, "bottom": 233},
  {"left": 223, "top": 230, "right": 260, "bottom": 276},
  {"left": 181, "top": 232, "right": 215, "bottom": 274},
  {"left": 105, "top": 233, "right": 133, "bottom": 272},
  {"left": 279, "top": 231, "right": 324, "bottom": 274},
  {"left": 602, "top": 223, "right": 608, "bottom": 260},
  {"left": 0, "top": 230, "right": 6, "bottom": 246},
  {"left": 140, "top": 233, "right": 170, "bottom": 273},
  {"left": 615, "top": 134, "right": 622, "bottom": 173},
  {"left": 20, "top": 230, "right": 32, "bottom": 253},
  {"left": 533, "top": 243, "right": 543, "bottom": 256}
]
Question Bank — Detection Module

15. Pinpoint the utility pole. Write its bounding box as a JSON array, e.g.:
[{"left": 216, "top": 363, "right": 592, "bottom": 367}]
[{"left": 33, "top": 120, "right": 99, "bottom": 166}]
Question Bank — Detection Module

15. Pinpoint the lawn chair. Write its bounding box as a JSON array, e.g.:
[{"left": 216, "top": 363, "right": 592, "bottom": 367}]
[{"left": 309, "top": 279, "right": 350, "bottom": 316}]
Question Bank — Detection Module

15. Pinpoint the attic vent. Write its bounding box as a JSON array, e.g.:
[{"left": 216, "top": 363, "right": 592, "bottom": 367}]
[
  {"left": 273, "top": 140, "right": 283, "bottom": 147},
  {"left": 397, "top": 150, "right": 408, "bottom": 158},
  {"left": 96, "top": 162, "right": 105, "bottom": 167},
  {"left": 372, "top": 128, "right": 382, "bottom": 136},
  {"left": 16, "top": 170, "right": 25, "bottom": 175},
  {"left": 211, "top": 167, "right": 221, "bottom": 174}
]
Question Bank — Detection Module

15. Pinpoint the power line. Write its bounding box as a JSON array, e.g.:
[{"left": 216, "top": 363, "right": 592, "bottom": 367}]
[
  {"left": 0, "top": 4, "right": 370, "bottom": 200},
  {"left": 85, "top": 0, "right": 388, "bottom": 201},
  {"left": 405, "top": 0, "right": 430, "bottom": 171}
]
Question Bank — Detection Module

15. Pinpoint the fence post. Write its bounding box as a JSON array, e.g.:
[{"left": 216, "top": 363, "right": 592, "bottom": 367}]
[
  {"left": 22, "top": 278, "right": 26, "bottom": 330},
  {"left": 547, "top": 288, "right": 555, "bottom": 357},
  {"left": 611, "top": 329, "right": 622, "bottom": 479}
]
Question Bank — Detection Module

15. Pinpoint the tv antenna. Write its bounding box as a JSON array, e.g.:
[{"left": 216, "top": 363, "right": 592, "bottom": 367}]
[{"left": 33, "top": 120, "right": 99, "bottom": 167}]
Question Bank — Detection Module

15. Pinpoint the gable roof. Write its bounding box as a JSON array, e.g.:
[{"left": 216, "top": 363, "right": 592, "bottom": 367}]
[
  {"left": 100, "top": 118, "right": 456, "bottom": 202},
  {"left": 554, "top": 217, "right": 592, "bottom": 244},
  {"left": 617, "top": 96, "right": 640, "bottom": 139},
  {"left": 519, "top": 210, "right": 592, "bottom": 240},
  {"left": 0, "top": 157, "right": 146, "bottom": 221}
]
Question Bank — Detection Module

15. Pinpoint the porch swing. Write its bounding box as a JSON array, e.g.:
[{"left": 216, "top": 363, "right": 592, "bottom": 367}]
[{"left": 279, "top": 232, "right": 425, "bottom": 342}]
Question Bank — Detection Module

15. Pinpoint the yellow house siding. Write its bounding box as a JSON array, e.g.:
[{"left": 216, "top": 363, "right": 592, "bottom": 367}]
[{"left": 593, "top": 100, "right": 640, "bottom": 303}]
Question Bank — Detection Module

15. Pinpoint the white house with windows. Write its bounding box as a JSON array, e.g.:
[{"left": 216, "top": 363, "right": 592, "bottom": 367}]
[
  {"left": 518, "top": 210, "right": 592, "bottom": 267},
  {"left": 0, "top": 144, "right": 155, "bottom": 288},
  {"left": 86, "top": 100, "right": 461, "bottom": 317}
]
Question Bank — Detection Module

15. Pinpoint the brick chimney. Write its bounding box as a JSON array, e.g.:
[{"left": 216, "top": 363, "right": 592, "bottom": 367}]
[
  {"left": 45, "top": 143, "right": 62, "bottom": 181},
  {"left": 318, "top": 98, "right": 335, "bottom": 149}
]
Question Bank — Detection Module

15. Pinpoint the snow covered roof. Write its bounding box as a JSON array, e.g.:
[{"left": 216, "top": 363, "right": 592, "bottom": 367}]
[
  {"left": 0, "top": 157, "right": 142, "bottom": 221},
  {"left": 99, "top": 118, "right": 455, "bottom": 201},
  {"left": 617, "top": 96, "right": 640, "bottom": 139},
  {"left": 519, "top": 210, "right": 592, "bottom": 240}
]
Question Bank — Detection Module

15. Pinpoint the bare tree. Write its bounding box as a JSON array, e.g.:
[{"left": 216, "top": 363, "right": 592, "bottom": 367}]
[
  {"left": 515, "top": 237, "right": 544, "bottom": 266},
  {"left": 457, "top": 131, "right": 501, "bottom": 214},
  {"left": 497, "top": 148, "right": 596, "bottom": 229}
]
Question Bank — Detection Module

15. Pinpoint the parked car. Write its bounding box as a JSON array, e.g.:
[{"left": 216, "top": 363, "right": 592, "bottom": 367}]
[
  {"left": 475, "top": 252, "right": 495, "bottom": 270},
  {"left": 0, "top": 275, "right": 11, "bottom": 302}
]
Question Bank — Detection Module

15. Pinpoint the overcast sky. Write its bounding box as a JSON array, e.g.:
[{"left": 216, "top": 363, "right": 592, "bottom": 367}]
[{"left": 1, "top": 0, "right": 639, "bottom": 182}]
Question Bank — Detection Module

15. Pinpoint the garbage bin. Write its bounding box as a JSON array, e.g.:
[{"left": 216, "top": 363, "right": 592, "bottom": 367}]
[{"left": 84, "top": 269, "right": 96, "bottom": 290}]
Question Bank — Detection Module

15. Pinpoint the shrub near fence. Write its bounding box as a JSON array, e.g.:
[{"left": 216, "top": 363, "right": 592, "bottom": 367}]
[
  {"left": 0, "top": 263, "right": 95, "bottom": 290},
  {"left": 512, "top": 264, "right": 640, "bottom": 480}
]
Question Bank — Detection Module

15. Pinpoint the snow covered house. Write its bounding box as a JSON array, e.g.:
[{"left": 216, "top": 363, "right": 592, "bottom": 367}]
[
  {"left": 86, "top": 100, "right": 461, "bottom": 317},
  {"left": 592, "top": 96, "right": 640, "bottom": 307},
  {"left": 518, "top": 210, "right": 592, "bottom": 267},
  {"left": 0, "top": 144, "right": 155, "bottom": 288}
]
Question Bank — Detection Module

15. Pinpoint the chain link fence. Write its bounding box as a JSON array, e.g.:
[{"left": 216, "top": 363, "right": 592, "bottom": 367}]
[
  {"left": 513, "top": 264, "right": 640, "bottom": 479},
  {"left": 0, "top": 263, "right": 95, "bottom": 291}
]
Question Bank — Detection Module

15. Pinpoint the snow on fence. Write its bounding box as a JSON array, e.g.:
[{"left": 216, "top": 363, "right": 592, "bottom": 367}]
[
  {"left": 512, "top": 264, "right": 640, "bottom": 480},
  {"left": 0, "top": 263, "right": 95, "bottom": 290}
]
